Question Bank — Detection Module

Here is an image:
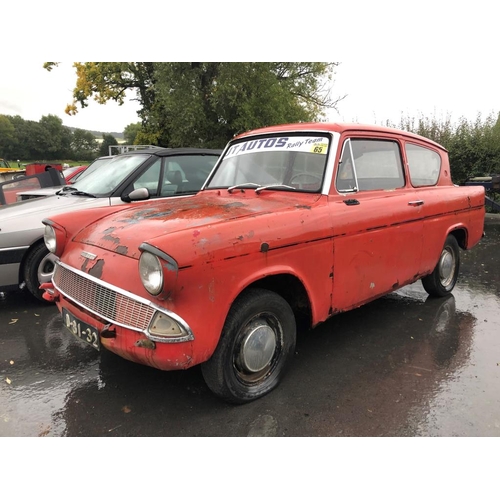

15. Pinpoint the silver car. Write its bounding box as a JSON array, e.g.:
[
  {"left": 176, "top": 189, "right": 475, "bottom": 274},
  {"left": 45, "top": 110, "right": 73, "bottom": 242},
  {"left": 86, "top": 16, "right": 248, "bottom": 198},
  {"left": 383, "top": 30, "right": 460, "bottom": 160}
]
[
  {"left": 0, "top": 147, "right": 221, "bottom": 301},
  {"left": 13, "top": 156, "right": 115, "bottom": 201}
]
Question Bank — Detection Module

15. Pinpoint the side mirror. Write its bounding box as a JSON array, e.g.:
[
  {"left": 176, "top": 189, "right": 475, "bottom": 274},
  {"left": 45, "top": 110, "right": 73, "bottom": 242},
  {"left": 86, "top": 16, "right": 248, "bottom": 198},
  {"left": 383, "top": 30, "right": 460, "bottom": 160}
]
[{"left": 121, "top": 187, "right": 150, "bottom": 203}]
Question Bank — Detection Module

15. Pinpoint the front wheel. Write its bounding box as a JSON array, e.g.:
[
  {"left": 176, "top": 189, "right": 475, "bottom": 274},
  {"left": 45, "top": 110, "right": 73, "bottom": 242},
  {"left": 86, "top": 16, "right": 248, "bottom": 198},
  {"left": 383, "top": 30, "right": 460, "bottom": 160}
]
[
  {"left": 23, "top": 241, "right": 58, "bottom": 301},
  {"left": 421, "top": 234, "right": 460, "bottom": 297},
  {"left": 201, "top": 288, "right": 296, "bottom": 404}
]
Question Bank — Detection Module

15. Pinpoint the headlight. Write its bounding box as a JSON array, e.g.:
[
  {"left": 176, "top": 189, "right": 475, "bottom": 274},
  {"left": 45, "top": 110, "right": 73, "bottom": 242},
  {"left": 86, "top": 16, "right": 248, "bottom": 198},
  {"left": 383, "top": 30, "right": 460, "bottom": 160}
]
[
  {"left": 44, "top": 224, "right": 57, "bottom": 253},
  {"left": 139, "top": 252, "right": 163, "bottom": 296}
]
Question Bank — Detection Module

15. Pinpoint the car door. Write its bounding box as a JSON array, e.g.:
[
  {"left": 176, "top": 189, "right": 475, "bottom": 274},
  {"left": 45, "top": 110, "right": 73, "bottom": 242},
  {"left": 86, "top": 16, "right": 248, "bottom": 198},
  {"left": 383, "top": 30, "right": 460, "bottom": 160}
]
[{"left": 329, "top": 136, "right": 425, "bottom": 312}]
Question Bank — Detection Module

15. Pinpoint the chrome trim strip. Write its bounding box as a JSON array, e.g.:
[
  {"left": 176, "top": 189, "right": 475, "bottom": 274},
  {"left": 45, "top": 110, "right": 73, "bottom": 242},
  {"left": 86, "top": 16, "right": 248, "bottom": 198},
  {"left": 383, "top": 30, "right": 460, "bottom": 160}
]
[
  {"left": 53, "top": 261, "right": 194, "bottom": 343},
  {"left": 0, "top": 246, "right": 29, "bottom": 252}
]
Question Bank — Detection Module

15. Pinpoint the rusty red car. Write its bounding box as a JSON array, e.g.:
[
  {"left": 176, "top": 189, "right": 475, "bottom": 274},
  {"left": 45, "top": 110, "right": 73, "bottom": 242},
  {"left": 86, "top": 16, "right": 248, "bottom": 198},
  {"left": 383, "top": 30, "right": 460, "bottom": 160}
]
[{"left": 41, "top": 123, "right": 485, "bottom": 404}]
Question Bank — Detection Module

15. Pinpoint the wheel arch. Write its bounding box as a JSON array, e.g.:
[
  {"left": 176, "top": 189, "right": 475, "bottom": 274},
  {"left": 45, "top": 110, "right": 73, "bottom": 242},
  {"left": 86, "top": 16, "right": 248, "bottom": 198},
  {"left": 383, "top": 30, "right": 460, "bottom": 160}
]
[
  {"left": 448, "top": 226, "right": 467, "bottom": 250},
  {"left": 234, "top": 273, "right": 313, "bottom": 330}
]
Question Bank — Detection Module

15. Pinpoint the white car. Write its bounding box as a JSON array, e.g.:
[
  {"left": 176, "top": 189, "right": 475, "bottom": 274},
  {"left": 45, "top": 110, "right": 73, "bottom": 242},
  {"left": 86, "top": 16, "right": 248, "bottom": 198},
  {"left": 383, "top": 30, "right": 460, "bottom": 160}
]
[{"left": 0, "top": 147, "right": 221, "bottom": 300}]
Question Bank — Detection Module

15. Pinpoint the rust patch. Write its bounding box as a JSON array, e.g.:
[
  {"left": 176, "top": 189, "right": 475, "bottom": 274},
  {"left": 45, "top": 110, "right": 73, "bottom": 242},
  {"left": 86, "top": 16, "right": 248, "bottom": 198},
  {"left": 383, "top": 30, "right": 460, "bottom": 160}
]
[
  {"left": 295, "top": 204, "right": 312, "bottom": 210},
  {"left": 115, "top": 245, "right": 128, "bottom": 255},
  {"left": 102, "top": 233, "right": 120, "bottom": 245},
  {"left": 88, "top": 259, "right": 105, "bottom": 279},
  {"left": 222, "top": 202, "right": 246, "bottom": 209}
]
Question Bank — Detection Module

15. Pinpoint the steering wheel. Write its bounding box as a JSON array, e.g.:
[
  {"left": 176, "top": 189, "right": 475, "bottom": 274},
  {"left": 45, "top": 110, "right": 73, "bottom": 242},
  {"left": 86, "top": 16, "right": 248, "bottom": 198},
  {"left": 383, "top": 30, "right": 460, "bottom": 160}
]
[{"left": 290, "top": 173, "right": 322, "bottom": 189}]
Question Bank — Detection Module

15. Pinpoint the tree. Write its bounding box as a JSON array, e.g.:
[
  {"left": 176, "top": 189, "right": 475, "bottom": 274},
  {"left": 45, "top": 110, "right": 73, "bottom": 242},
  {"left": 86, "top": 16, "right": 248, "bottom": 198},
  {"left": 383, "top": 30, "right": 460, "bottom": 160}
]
[
  {"left": 39, "top": 114, "right": 73, "bottom": 159},
  {"left": 99, "top": 133, "right": 118, "bottom": 156},
  {"left": 46, "top": 62, "right": 343, "bottom": 148},
  {"left": 71, "top": 128, "right": 99, "bottom": 160},
  {"left": 0, "top": 115, "right": 16, "bottom": 157},
  {"left": 123, "top": 122, "right": 141, "bottom": 145}
]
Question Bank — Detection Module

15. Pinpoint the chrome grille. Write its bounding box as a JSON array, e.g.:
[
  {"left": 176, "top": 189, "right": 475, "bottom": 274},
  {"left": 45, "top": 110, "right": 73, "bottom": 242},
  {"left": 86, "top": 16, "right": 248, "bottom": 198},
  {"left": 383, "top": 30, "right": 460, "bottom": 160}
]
[{"left": 53, "top": 262, "right": 155, "bottom": 332}]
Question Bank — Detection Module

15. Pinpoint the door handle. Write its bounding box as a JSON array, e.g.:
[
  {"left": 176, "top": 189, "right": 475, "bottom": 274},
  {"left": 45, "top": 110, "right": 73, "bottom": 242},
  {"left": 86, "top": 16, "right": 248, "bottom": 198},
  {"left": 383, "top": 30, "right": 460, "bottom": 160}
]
[
  {"left": 408, "top": 200, "right": 424, "bottom": 206},
  {"left": 343, "top": 199, "right": 360, "bottom": 206}
]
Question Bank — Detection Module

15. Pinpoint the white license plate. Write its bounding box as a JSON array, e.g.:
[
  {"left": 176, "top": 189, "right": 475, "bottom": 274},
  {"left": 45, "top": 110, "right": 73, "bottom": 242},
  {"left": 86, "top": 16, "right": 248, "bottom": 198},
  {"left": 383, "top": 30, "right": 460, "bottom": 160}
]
[{"left": 62, "top": 308, "right": 100, "bottom": 351}]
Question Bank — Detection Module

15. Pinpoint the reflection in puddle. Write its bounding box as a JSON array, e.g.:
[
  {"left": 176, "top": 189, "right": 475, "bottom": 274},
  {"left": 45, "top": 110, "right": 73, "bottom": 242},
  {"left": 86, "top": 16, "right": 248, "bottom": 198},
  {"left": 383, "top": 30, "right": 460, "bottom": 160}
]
[
  {"left": 407, "top": 285, "right": 500, "bottom": 436},
  {"left": 0, "top": 309, "right": 99, "bottom": 437}
]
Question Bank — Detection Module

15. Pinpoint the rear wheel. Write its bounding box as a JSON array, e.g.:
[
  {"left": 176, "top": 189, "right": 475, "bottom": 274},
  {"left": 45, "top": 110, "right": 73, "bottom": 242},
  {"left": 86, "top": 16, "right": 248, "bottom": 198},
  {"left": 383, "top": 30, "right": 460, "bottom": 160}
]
[
  {"left": 201, "top": 288, "right": 296, "bottom": 404},
  {"left": 23, "top": 241, "right": 58, "bottom": 301},
  {"left": 421, "top": 235, "right": 460, "bottom": 297}
]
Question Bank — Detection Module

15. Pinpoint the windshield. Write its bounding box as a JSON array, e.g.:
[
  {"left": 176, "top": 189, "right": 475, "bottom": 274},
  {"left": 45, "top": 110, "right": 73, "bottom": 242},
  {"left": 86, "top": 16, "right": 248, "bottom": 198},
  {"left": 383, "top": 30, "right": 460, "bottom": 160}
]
[
  {"left": 71, "top": 154, "right": 150, "bottom": 196},
  {"left": 76, "top": 156, "right": 115, "bottom": 182},
  {"left": 207, "top": 135, "right": 330, "bottom": 192}
]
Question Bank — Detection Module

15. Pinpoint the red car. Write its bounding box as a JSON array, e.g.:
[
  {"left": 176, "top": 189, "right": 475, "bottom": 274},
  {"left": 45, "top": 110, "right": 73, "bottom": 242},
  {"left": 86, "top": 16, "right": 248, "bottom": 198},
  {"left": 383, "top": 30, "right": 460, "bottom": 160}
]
[
  {"left": 63, "top": 165, "right": 88, "bottom": 183},
  {"left": 42, "top": 123, "right": 485, "bottom": 403}
]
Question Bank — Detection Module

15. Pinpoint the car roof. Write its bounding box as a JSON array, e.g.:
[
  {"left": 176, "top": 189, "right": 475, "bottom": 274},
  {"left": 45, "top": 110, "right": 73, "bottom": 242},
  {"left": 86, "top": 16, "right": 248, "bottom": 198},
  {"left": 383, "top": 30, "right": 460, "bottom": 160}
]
[
  {"left": 116, "top": 147, "right": 222, "bottom": 157},
  {"left": 234, "top": 122, "right": 446, "bottom": 152}
]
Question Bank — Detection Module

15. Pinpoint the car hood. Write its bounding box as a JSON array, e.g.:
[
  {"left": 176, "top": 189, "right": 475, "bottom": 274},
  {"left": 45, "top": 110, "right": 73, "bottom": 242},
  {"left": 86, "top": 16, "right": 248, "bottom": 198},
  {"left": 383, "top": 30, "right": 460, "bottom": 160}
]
[
  {"left": 16, "top": 186, "right": 66, "bottom": 198},
  {"left": 74, "top": 191, "right": 323, "bottom": 259},
  {"left": 0, "top": 193, "right": 111, "bottom": 232}
]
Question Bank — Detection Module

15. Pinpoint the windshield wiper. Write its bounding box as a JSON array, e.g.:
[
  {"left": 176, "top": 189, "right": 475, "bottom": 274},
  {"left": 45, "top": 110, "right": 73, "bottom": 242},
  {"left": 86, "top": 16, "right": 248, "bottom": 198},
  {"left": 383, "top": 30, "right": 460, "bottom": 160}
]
[
  {"left": 255, "top": 184, "right": 296, "bottom": 193},
  {"left": 70, "top": 190, "right": 97, "bottom": 198},
  {"left": 227, "top": 183, "right": 262, "bottom": 193},
  {"left": 56, "top": 186, "right": 78, "bottom": 195}
]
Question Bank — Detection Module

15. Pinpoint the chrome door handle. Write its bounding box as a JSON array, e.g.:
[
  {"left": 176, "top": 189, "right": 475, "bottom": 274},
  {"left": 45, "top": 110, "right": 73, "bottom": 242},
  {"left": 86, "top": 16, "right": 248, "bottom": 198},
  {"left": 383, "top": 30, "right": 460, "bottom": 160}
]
[{"left": 408, "top": 200, "right": 424, "bottom": 206}]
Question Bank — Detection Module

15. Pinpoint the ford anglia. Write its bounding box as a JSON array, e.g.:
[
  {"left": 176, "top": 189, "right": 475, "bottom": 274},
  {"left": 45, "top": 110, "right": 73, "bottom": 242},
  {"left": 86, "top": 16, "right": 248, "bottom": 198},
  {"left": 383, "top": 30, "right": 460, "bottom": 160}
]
[{"left": 41, "top": 123, "right": 485, "bottom": 403}]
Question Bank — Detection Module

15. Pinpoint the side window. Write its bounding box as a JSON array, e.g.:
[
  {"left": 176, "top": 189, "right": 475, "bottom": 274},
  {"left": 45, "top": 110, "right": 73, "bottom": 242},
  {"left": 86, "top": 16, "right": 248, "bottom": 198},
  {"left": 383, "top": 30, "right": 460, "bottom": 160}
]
[
  {"left": 406, "top": 143, "right": 441, "bottom": 187},
  {"left": 133, "top": 158, "right": 161, "bottom": 197},
  {"left": 161, "top": 160, "right": 185, "bottom": 196},
  {"left": 336, "top": 139, "right": 405, "bottom": 192}
]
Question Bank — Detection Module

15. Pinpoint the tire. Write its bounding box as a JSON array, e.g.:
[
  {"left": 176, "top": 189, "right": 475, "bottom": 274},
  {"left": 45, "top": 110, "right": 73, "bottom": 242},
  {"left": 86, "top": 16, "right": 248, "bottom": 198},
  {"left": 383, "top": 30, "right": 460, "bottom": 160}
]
[
  {"left": 201, "top": 288, "right": 296, "bottom": 404},
  {"left": 23, "top": 241, "right": 58, "bottom": 301},
  {"left": 421, "top": 235, "right": 460, "bottom": 297}
]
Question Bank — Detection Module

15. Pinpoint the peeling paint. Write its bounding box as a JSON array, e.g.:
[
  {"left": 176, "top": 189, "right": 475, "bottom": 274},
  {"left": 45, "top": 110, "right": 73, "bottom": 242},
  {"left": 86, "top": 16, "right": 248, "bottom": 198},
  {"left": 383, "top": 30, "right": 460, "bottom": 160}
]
[
  {"left": 103, "top": 233, "right": 120, "bottom": 245},
  {"left": 88, "top": 259, "right": 104, "bottom": 279},
  {"left": 115, "top": 245, "right": 128, "bottom": 255}
]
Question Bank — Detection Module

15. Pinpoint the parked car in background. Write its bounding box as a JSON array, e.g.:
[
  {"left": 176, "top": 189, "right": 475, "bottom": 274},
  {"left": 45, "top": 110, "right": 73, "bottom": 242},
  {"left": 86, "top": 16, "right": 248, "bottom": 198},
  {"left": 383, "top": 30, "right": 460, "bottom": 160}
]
[
  {"left": 0, "top": 167, "right": 66, "bottom": 205},
  {"left": 0, "top": 147, "right": 221, "bottom": 300},
  {"left": 63, "top": 165, "right": 88, "bottom": 183},
  {"left": 16, "top": 156, "right": 115, "bottom": 201},
  {"left": 41, "top": 122, "right": 485, "bottom": 404}
]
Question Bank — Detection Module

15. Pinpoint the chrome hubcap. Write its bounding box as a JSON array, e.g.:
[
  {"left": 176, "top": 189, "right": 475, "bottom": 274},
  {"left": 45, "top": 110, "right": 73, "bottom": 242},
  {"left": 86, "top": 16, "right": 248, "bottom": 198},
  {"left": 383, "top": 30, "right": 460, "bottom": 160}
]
[
  {"left": 439, "top": 248, "right": 455, "bottom": 287},
  {"left": 240, "top": 319, "right": 277, "bottom": 373}
]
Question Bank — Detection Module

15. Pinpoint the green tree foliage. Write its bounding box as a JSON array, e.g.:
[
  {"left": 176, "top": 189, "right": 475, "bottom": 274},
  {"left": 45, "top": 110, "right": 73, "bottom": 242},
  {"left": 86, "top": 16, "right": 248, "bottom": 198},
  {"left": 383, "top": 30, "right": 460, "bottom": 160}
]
[
  {"left": 123, "top": 122, "right": 141, "bottom": 145},
  {"left": 71, "top": 129, "right": 99, "bottom": 160},
  {"left": 99, "top": 133, "right": 118, "bottom": 156},
  {"left": 149, "top": 62, "right": 341, "bottom": 148},
  {"left": 0, "top": 115, "right": 16, "bottom": 156},
  {"left": 0, "top": 114, "right": 104, "bottom": 162},
  {"left": 39, "top": 115, "right": 73, "bottom": 159},
  {"left": 47, "top": 62, "right": 342, "bottom": 148}
]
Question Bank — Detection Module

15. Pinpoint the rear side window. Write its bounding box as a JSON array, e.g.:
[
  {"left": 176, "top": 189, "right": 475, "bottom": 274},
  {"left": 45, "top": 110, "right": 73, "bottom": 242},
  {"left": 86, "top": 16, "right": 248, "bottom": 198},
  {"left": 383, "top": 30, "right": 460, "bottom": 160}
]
[
  {"left": 336, "top": 139, "right": 405, "bottom": 192},
  {"left": 405, "top": 143, "right": 441, "bottom": 187}
]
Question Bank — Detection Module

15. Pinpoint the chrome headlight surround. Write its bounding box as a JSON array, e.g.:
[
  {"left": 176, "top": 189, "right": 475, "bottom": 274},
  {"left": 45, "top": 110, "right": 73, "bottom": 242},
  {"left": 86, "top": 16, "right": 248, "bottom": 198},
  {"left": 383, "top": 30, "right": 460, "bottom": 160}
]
[
  {"left": 42, "top": 219, "right": 66, "bottom": 257},
  {"left": 139, "top": 243, "right": 178, "bottom": 298}
]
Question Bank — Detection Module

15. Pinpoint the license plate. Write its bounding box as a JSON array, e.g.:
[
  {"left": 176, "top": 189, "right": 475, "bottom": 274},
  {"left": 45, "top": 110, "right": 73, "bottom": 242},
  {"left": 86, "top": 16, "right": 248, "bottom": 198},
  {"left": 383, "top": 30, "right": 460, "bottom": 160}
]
[{"left": 62, "top": 308, "right": 100, "bottom": 351}]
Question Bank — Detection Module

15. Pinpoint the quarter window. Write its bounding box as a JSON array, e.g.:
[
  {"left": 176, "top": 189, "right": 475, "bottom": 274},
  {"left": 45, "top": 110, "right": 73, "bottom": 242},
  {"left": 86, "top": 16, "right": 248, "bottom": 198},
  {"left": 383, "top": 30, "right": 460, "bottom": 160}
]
[{"left": 405, "top": 143, "right": 441, "bottom": 187}]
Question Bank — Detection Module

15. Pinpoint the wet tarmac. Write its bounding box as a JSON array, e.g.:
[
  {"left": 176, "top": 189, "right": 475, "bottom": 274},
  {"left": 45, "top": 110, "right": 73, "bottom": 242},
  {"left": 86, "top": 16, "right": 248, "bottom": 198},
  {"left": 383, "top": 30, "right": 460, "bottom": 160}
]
[{"left": 1, "top": 217, "right": 499, "bottom": 437}]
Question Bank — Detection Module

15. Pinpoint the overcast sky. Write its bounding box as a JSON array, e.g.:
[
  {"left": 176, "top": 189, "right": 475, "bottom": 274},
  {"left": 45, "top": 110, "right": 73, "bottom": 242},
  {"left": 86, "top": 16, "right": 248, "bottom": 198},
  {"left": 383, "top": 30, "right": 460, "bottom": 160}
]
[{"left": 1, "top": 2, "right": 497, "bottom": 135}]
